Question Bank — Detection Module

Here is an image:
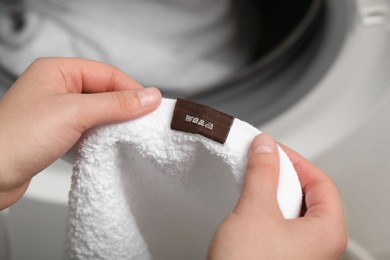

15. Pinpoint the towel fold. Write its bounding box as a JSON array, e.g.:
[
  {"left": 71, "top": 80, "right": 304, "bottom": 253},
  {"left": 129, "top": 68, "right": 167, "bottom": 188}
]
[{"left": 67, "top": 98, "right": 302, "bottom": 260}]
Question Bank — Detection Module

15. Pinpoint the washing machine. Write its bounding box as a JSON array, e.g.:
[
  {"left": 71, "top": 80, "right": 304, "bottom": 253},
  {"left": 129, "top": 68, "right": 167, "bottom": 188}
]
[{"left": 0, "top": 0, "right": 389, "bottom": 259}]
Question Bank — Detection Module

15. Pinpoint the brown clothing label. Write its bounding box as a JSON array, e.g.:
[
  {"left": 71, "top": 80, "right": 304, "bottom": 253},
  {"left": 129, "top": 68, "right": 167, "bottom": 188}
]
[{"left": 170, "top": 98, "right": 234, "bottom": 144}]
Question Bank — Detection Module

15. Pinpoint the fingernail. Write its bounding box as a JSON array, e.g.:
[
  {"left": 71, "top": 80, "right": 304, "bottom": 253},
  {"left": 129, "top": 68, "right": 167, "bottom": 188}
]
[
  {"left": 137, "top": 87, "right": 161, "bottom": 107},
  {"left": 252, "top": 133, "right": 275, "bottom": 154}
]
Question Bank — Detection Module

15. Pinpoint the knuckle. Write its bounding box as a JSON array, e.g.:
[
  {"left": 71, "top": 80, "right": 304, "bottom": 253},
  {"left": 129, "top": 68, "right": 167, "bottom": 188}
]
[
  {"left": 30, "top": 57, "right": 53, "bottom": 68},
  {"left": 247, "top": 157, "right": 278, "bottom": 175},
  {"left": 28, "top": 58, "right": 60, "bottom": 74},
  {"left": 111, "top": 91, "right": 138, "bottom": 113},
  {"left": 263, "top": 162, "right": 279, "bottom": 174},
  {"left": 30, "top": 57, "right": 71, "bottom": 70},
  {"left": 32, "top": 57, "right": 48, "bottom": 65}
]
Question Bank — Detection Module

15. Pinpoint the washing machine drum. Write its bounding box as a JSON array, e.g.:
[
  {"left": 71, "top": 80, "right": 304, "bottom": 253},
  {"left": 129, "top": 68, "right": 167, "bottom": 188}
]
[{"left": 0, "top": 0, "right": 323, "bottom": 125}]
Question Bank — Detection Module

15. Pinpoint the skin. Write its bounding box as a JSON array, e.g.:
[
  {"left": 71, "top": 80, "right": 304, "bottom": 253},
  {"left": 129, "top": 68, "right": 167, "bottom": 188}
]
[
  {"left": 0, "top": 57, "right": 162, "bottom": 209},
  {"left": 207, "top": 134, "right": 348, "bottom": 259},
  {"left": 0, "top": 58, "right": 347, "bottom": 258}
]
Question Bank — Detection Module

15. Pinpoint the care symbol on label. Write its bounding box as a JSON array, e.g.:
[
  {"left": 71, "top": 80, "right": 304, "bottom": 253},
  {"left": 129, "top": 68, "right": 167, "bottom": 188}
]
[{"left": 185, "top": 115, "right": 213, "bottom": 130}]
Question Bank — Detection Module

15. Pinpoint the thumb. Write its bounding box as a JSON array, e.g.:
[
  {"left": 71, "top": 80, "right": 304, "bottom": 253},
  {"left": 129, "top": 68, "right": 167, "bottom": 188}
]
[
  {"left": 74, "top": 86, "right": 162, "bottom": 130},
  {"left": 234, "top": 133, "right": 281, "bottom": 216}
]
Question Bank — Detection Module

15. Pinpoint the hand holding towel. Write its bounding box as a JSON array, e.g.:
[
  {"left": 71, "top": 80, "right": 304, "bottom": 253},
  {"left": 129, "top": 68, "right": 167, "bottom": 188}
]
[{"left": 67, "top": 98, "right": 302, "bottom": 260}]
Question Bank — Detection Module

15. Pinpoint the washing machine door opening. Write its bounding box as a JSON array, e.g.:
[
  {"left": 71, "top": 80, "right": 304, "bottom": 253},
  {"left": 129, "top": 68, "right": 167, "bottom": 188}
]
[{"left": 0, "top": 0, "right": 349, "bottom": 125}]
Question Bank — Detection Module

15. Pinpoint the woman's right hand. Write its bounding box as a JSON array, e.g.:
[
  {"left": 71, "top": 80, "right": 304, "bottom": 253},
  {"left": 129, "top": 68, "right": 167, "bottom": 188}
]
[{"left": 208, "top": 133, "right": 348, "bottom": 260}]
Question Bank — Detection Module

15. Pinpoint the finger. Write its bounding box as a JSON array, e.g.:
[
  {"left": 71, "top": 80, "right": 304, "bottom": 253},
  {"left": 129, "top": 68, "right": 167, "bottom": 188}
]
[
  {"left": 235, "top": 133, "right": 281, "bottom": 215},
  {"left": 26, "top": 57, "right": 144, "bottom": 93},
  {"left": 72, "top": 87, "right": 162, "bottom": 130},
  {"left": 279, "top": 144, "right": 344, "bottom": 222},
  {"left": 0, "top": 181, "right": 30, "bottom": 211}
]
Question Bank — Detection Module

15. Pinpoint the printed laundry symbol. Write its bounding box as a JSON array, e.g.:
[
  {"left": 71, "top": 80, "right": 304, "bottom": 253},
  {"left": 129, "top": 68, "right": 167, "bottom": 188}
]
[{"left": 185, "top": 115, "right": 214, "bottom": 130}]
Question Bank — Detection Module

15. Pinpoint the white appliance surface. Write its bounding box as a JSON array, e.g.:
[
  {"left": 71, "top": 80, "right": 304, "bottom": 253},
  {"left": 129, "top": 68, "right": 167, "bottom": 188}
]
[
  {"left": 1, "top": 0, "right": 390, "bottom": 259},
  {"left": 263, "top": 0, "right": 390, "bottom": 257}
]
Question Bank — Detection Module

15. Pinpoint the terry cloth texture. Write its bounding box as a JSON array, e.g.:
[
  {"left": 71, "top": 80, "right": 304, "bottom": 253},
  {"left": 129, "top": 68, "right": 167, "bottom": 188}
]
[{"left": 67, "top": 98, "right": 302, "bottom": 260}]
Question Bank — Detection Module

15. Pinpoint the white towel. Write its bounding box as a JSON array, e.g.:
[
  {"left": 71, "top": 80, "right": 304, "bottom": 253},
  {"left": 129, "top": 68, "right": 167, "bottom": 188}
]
[{"left": 67, "top": 98, "right": 302, "bottom": 260}]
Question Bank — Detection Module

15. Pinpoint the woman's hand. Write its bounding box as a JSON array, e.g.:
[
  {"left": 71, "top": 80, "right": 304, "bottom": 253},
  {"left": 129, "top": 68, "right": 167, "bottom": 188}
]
[
  {"left": 208, "top": 133, "right": 347, "bottom": 260},
  {"left": 0, "top": 57, "right": 161, "bottom": 210}
]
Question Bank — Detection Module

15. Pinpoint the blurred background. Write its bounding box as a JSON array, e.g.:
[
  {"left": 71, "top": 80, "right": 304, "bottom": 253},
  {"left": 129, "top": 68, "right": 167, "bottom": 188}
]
[{"left": 0, "top": 0, "right": 389, "bottom": 259}]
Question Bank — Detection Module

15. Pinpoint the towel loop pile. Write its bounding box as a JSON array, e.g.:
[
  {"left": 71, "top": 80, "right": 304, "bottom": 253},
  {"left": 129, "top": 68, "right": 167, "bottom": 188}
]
[{"left": 67, "top": 98, "right": 302, "bottom": 260}]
